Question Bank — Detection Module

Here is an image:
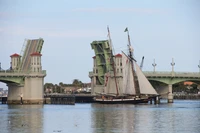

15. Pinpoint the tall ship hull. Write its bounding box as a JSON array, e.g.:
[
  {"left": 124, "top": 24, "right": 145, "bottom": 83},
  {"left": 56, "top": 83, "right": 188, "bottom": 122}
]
[{"left": 94, "top": 96, "right": 149, "bottom": 104}]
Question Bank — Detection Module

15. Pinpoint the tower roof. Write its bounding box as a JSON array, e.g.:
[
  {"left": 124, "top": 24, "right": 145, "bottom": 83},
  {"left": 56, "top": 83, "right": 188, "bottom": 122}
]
[
  {"left": 30, "top": 52, "right": 42, "bottom": 56},
  {"left": 10, "top": 53, "right": 20, "bottom": 57},
  {"left": 115, "top": 53, "right": 122, "bottom": 57}
]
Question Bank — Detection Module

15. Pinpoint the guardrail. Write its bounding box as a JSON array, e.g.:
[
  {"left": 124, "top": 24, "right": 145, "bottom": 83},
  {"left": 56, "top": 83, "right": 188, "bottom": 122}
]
[
  {"left": 0, "top": 70, "right": 46, "bottom": 76},
  {"left": 143, "top": 71, "right": 200, "bottom": 78},
  {"left": 89, "top": 71, "right": 200, "bottom": 78}
]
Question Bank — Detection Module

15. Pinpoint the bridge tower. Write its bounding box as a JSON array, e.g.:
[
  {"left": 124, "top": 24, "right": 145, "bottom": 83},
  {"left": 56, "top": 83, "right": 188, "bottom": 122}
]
[
  {"left": 7, "top": 52, "right": 45, "bottom": 104},
  {"left": 3, "top": 38, "right": 46, "bottom": 104},
  {"left": 10, "top": 53, "right": 21, "bottom": 70}
]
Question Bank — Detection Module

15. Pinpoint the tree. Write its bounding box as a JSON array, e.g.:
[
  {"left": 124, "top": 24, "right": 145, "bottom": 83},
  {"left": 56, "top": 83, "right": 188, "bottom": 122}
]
[
  {"left": 72, "top": 79, "right": 84, "bottom": 89},
  {"left": 59, "top": 82, "right": 64, "bottom": 87},
  {"left": 72, "top": 79, "right": 80, "bottom": 86}
]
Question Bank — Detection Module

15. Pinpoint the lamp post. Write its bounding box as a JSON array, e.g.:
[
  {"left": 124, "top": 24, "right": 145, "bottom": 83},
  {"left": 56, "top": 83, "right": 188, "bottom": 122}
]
[
  {"left": 198, "top": 60, "right": 200, "bottom": 73},
  {"left": 171, "top": 58, "right": 175, "bottom": 73},
  {"left": 152, "top": 59, "right": 157, "bottom": 72},
  {"left": 0, "top": 62, "right": 1, "bottom": 70}
]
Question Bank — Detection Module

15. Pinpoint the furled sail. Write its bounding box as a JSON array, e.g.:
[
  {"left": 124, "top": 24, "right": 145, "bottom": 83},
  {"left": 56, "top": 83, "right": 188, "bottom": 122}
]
[
  {"left": 134, "top": 62, "right": 158, "bottom": 95},
  {"left": 122, "top": 52, "right": 136, "bottom": 95}
]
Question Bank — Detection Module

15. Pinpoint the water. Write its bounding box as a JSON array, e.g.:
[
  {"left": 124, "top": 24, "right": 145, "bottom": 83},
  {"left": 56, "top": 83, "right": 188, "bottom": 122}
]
[{"left": 0, "top": 100, "right": 200, "bottom": 133}]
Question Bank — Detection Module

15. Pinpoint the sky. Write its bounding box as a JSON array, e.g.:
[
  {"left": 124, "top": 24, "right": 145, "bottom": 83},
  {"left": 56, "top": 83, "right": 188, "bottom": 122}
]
[{"left": 0, "top": 0, "right": 200, "bottom": 89}]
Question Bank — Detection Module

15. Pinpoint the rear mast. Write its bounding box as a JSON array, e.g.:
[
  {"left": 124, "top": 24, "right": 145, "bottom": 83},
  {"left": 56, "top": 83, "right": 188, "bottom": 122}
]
[{"left": 124, "top": 27, "right": 140, "bottom": 96}]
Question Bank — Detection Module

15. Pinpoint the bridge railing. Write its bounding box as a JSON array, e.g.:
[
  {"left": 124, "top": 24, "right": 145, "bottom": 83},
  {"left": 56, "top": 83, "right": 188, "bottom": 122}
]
[
  {"left": 0, "top": 70, "right": 46, "bottom": 76},
  {"left": 89, "top": 70, "right": 200, "bottom": 78},
  {"left": 143, "top": 71, "right": 200, "bottom": 78}
]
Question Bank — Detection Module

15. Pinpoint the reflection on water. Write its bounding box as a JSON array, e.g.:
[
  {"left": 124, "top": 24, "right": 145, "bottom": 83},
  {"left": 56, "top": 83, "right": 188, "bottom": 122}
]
[
  {"left": 91, "top": 104, "right": 136, "bottom": 133},
  {"left": 0, "top": 105, "right": 43, "bottom": 133},
  {"left": 91, "top": 100, "right": 200, "bottom": 133},
  {"left": 0, "top": 100, "right": 200, "bottom": 133}
]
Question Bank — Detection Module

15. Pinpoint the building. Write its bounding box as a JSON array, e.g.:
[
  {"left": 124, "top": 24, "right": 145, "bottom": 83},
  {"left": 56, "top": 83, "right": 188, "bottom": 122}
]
[{"left": 89, "top": 53, "right": 123, "bottom": 94}]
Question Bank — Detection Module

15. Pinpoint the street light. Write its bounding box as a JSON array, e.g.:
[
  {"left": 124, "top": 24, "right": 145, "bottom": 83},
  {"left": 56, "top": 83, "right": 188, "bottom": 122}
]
[
  {"left": 171, "top": 58, "right": 175, "bottom": 73},
  {"left": 152, "top": 59, "right": 157, "bottom": 72},
  {"left": 198, "top": 60, "right": 200, "bottom": 73}
]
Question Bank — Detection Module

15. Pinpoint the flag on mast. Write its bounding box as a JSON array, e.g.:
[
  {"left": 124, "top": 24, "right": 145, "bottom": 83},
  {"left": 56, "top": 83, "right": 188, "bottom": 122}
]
[{"left": 124, "top": 27, "right": 128, "bottom": 32}]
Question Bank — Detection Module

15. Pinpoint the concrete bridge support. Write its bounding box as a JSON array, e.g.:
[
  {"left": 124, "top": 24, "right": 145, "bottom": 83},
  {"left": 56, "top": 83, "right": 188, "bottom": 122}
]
[
  {"left": 7, "top": 77, "right": 44, "bottom": 104},
  {"left": 168, "top": 84, "right": 173, "bottom": 103},
  {"left": 155, "top": 84, "right": 173, "bottom": 103},
  {"left": 23, "top": 76, "right": 44, "bottom": 104},
  {"left": 7, "top": 83, "right": 24, "bottom": 104}
]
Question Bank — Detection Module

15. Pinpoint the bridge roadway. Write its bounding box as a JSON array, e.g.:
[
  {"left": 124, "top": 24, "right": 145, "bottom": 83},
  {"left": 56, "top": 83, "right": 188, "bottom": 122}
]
[
  {"left": 0, "top": 70, "right": 46, "bottom": 77},
  {"left": 144, "top": 71, "right": 200, "bottom": 78},
  {"left": 0, "top": 70, "right": 46, "bottom": 82},
  {"left": 143, "top": 71, "right": 200, "bottom": 84}
]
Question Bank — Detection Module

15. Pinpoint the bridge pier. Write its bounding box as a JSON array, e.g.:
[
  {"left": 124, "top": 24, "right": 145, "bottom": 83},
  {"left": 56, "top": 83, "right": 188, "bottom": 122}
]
[
  {"left": 23, "top": 76, "right": 44, "bottom": 104},
  {"left": 7, "top": 83, "right": 24, "bottom": 104},
  {"left": 168, "top": 84, "right": 173, "bottom": 103},
  {"left": 7, "top": 76, "right": 44, "bottom": 104}
]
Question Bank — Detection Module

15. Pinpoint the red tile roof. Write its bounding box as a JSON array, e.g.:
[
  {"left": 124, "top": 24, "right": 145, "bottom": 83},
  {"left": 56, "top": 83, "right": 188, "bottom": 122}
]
[
  {"left": 115, "top": 53, "right": 122, "bottom": 57},
  {"left": 30, "top": 52, "right": 42, "bottom": 56},
  {"left": 92, "top": 56, "right": 96, "bottom": 59},
  {"left": 10, "top": 53, "right": 20, "bottom": 57},
  {"left": 184, "top": 81, "right": 193, "bottom": 85}
]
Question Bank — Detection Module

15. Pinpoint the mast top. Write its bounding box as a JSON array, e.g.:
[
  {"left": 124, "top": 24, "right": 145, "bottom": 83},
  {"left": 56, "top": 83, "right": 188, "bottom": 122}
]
[{"left": 124, "top": 27, "right": 135, "bottom": 61}]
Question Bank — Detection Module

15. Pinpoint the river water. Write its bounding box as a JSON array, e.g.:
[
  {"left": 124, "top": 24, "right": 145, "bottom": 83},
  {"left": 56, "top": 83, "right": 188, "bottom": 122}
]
[{"left": 0, "top": 100, "right": 200, "bottom": 133}]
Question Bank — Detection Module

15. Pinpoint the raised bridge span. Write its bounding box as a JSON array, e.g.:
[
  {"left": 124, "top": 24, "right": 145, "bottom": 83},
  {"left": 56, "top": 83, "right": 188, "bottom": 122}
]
[
  {"left": 0, "top": 38, "right": 46, "bottom": 104},
  {"left": 19, "top": 39, "right": 43, "bottom": 72}
]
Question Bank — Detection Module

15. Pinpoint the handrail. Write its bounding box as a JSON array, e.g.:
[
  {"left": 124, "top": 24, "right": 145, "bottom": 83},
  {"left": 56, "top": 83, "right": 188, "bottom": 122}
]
[
  {"left": 143, "top": 71, "right": 200, "bottom": 78},
  {"left": 144, "top": 71, "right": 200, "bottom": 75},
  {"left": 0, "top": 70, "right": 46, "bottom": 76},
  {"left": 89, "top": 71, "right": 200, "bottom": 78}
]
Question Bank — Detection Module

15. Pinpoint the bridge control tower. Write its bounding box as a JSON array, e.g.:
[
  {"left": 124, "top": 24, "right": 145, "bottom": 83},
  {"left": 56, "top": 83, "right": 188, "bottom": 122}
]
[{"left": 0, "top": 38, "right": 46, "bottom": 104}]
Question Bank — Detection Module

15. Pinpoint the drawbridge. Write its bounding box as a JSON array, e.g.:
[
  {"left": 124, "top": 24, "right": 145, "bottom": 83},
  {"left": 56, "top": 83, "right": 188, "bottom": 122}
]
[
  {"left": 0, "top": 38, "right": 44, "bottom": 85},
  {"left": 18, "top": 38, "right": 44, "bottom": 72},
  {"left": 91, "top": 40, "right": 113, "bottom": 85},
  {"left": 0, "top": 38, "right": 46, "bottom": 104}
]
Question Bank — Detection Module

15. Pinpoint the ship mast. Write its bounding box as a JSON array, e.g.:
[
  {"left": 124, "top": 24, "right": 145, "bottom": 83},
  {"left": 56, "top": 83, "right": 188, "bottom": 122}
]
[
  {"left": 107, "top": 26, "right": 119, "bottom": 96},
  {"left": 124, "top": 27, "right": 140, "bottom": 95}
]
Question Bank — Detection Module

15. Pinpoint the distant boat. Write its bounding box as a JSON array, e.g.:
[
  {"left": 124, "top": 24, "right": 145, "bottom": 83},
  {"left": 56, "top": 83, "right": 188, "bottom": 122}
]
[{"left": 94, "top": 27, "right": 158, "bottom": 104}]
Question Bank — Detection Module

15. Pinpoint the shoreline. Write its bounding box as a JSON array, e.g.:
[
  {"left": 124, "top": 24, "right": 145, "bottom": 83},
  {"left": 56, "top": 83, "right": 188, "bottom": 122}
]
[{"left": 173, "top": 94, "right": 200, "bottom": 100}]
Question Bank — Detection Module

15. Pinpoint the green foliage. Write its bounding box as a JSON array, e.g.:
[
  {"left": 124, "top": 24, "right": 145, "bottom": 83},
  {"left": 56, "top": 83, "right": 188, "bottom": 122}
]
[
  {"left": 44, "top": 79, "right": 84, "bottom": 93},
  {"left": 72, "top": 79, "right": 83, "bottom": 87}
]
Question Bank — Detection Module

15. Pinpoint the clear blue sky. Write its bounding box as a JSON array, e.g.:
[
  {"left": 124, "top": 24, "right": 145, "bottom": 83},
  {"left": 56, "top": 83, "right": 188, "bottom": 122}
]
[{"left": 0, "top": 0, "right": 200, "bottom": 89}]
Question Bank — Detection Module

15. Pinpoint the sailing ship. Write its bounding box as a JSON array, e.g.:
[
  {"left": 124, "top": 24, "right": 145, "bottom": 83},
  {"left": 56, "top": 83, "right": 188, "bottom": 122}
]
[{"left": 94, "top": 27, "right": 158, "bottom": 104}]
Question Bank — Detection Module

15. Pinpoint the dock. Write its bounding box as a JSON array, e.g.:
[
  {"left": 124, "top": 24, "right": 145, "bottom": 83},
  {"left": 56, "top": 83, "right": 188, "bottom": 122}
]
[{"left": 44, "top": 94, "right": 95, "bottom": 105}]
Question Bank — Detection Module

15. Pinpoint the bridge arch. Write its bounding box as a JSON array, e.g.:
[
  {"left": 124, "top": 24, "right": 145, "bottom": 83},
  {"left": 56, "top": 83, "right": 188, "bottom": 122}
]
[{"left": 0, "top": 77, "right": 24, "bottom": 85}]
